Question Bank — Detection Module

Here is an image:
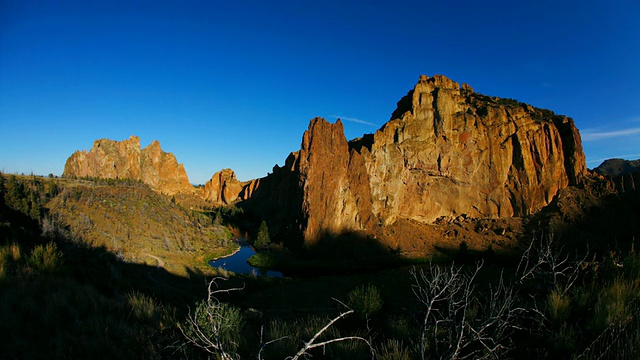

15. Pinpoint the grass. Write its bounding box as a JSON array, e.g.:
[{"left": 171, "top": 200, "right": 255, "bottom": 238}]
[
  {"left": 548, "top": 287, "right": 571, "bottom": 325},
  {"left": 27, "top": 242, "right": 64, "bottom": 273},
  {"left": 2, "top": 173, "right": 640, "bottom": 359},
  {"left": 126, "top": 290, "right": 158, "bottom": 322},
  {"left": 346, "top": 284, "right": 383, "bottom": 320},
  {"left": 592, "top": 277, "right": 640, "bottom": 331}
]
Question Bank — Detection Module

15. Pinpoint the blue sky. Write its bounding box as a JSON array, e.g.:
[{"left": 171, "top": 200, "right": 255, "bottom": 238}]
[{"left": 1, "top": 1, "right": 639, "bottom": 184}]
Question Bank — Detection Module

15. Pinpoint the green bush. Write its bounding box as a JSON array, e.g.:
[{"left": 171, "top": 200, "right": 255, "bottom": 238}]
[{"left": 27, "top": 242, "right": 63, "bottom": 273}]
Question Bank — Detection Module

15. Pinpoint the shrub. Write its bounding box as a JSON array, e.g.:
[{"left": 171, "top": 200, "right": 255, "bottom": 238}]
[
  {"left": 592, "top": 277, "right": 639, "bottom": 331},
  {"left": 0, "top": 243, "right": 21, "bottom": 283},
  {"left": 346, "top": 284, "right": 383, "bottom": 320},
  {"left": 27, "top": 242, "right": 63, "bottom": 273},
  {"left": 126, "top": 291, "right": 157, "bottom": 322}
]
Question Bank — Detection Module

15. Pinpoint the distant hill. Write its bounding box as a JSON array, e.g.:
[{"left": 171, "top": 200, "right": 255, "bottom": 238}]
[{"left": 593, "top": 158, "right": 640, "bottom": 176}]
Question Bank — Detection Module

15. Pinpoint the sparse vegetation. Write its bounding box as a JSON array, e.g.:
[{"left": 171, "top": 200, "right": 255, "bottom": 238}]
[
  {"left": 346, "top": 284, "right": 383, "bottom": 321},
  {"left": 27, "top": 242, "right": 64, "bottom": 273},
  {"left": 1, "top": 172, "right": 640, "bottom": 359}
]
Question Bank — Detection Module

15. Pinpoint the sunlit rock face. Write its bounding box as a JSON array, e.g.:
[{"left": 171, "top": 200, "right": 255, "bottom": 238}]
[
  {"left": 247, "top": 75, "right": 587, "bottom": 245},
  {"left": 203, "top": 169, "right": 245, "bottom": 204},
  {"left": 63, "top": 136, "right": 193, "bottom": 196},
  {"left": 365, "top": 74, "right": 585, "bottom": 225}
]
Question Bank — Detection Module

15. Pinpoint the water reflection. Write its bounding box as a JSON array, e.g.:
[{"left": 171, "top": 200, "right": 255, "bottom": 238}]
[{"left": 209, "top": 245, "right": 283, "bottom": 278}]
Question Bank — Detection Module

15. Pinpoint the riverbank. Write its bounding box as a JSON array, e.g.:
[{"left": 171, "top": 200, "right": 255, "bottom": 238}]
[{"left": 206, "top": 242, "right": 242, "bottom": 262}]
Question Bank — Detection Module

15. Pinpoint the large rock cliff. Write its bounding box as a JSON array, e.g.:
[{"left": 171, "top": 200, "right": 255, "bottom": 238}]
[
  {"left": 243, "top": 75, "right": 588, "bottom": 246},
  {"left": 366, "top": 74, "right": 585, "bottom": 224},
  {"left": 63, "top": 136, "right": 193, "bottom": 196}
]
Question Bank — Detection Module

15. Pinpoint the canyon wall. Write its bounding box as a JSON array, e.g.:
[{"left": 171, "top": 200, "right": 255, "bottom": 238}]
[{"left": 244, "top": 75, "right": 587, "bottom": 245}]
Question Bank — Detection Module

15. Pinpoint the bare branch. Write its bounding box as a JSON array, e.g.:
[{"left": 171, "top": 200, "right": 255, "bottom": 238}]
[{"left": 289, "top": 309, "right": 373, "bottom": 360}]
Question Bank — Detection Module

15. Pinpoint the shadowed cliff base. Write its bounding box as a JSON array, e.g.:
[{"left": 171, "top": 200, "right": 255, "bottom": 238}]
[
  {"left": 526, "top": 170, "right": 640, "bottom": 255},
  {"left": 244, "top": 230, "right": 403, "bottom": 277}
]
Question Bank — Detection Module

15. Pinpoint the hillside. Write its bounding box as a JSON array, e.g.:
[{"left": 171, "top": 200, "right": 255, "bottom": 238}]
[{"left": 1, "top": 174, "right": 235, "bottom": 275}]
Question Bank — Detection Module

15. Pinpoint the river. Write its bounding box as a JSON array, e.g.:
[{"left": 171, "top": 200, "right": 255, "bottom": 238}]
[{"left": 209, "top": 244, "right": 284, "bottom": 278}]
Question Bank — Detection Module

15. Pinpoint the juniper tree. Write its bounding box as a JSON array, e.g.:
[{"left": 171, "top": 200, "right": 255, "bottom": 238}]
[{"left": 254, "top": 221, "right": 270, "bottom": 250}]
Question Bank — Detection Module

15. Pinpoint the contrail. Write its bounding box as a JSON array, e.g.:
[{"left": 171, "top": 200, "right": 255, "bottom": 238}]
[
  {"left": 330, "top": 115, "right": 378, "bottom": 127},
  {"left": 581, "top": 127, "right": 640, "bottom": 141}
]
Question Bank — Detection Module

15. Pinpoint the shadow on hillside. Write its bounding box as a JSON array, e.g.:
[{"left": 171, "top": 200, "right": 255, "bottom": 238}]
[
  {"left": 525, "top": 175, "right": 640, "bottom": 258},
  {"left": 0, "top": 203, "right": 240, "bottom": 324},
  {"left": 256, "top": 228, "right": 407, "bottom": 277}
]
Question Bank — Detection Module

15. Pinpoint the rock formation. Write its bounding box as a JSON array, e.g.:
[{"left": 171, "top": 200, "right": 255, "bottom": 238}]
[
  {"left": 203, "top": 169, "right": 246, "bottom": 204},
  {"left": 62, "top": 75, "right": 591, "bottom": 250},
  {"left": 593, "top": 159, "right": 640, "bottom": 200},
  {"left": 242, "top": 75, "right": 588, "bottom": 246},
  {"left": 594, "top": 158, "right": 640, "bottom": 176},
  {"left": 63, "top": 136, "right": 193, "bottom": 195}
]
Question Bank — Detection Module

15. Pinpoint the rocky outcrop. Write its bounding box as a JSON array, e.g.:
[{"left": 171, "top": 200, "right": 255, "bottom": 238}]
[
  {"left": 63, "top": 136, "right": 193, "bottom": 196},
  {"left": 203, "top": 169, "right": 245, "bottom": 204},
  {"left": 243, "top": 75, "right": 588, "bottom": 246},
  {"left": 366, "top": 74, "right": 585, "bottom": 225},
  {"left": 590, "top": 159, "right": 640, "bottom": 199},
  {"left": 594, "top": 158, "right": 640, "bottom": 176}
]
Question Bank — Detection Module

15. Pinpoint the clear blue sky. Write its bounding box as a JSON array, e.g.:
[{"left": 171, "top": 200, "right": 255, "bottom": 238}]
[{"left": 1, "top": 1, "right": 639, "bottom": 184}]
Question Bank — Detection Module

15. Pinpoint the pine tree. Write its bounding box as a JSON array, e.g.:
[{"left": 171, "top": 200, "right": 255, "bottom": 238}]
[{"left": 254, "top": 221, "right": 270, "bottom": 250}]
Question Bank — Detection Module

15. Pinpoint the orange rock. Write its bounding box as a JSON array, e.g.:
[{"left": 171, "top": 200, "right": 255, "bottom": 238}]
[
  {"left": 63, "top": 136, "right": 193, "bottom": 196},
  {"left": 245, "top": 75, "right": 588, "bottom": 245}
]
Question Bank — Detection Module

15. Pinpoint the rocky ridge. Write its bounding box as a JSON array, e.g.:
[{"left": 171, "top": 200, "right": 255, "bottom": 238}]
[
  {"left": 591, "top": 159, "right": 640, "bottom": 199},
  {"left": 63, "top": 136, "right": 193, "bottom": 196},
  {"left": 594, "top": 158, "right": 640, "bottom": 176},
  {"left": 62, "top": 75, "right": 597, "bottom": 253}
]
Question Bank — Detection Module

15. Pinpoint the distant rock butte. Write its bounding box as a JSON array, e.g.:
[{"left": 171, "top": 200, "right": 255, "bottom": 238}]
[
  {"left": 203, "top": 169, "right": 256, "bottom": 204},
  {"left": 242, "top": 74, "right": 588, "bottom": 245},
  {"left": 63, "top": 136, "right": 193, "bottom": 196}
]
